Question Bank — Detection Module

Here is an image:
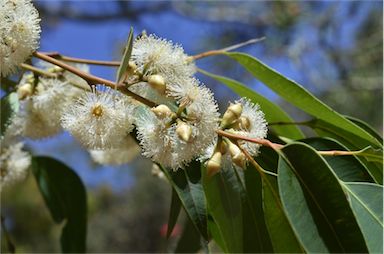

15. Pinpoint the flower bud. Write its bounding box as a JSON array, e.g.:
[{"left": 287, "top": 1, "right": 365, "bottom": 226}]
[
  {"left": 17, "top": 83, "right": 33, "bottom": 100},
  {"left": 220, "top": 103, "right": 243, "bottom": 128},
  {"left": 151, "top": 104, "right": 174, "bottom": 119},
  {"left": 227, "top": 140, "right": 246, "bottom": 168},
  {"left": 206, "top": 151, "right": 222, "bottom": 177},
  {"left": 232, "top": 116, "right": 251, "bottom": 131},
  {"left": 148, "top": 74, "right": 166, "bottom": 94},
  {"left": 176, "top": 120, "right": 192, "bottom": 142}
]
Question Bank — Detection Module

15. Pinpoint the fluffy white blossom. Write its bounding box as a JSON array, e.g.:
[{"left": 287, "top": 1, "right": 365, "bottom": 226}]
[
  {"left": 89, "top": 136, "right": 141, "bottom": 165},
  {"left": 61, "top": 86, "right": 135, "bottom": 150},
  {"left": 136, "top": 82, "right": 219, "bottom": 170},
  {"left": 0, "top": 0, "right": 41, "bottom": 76},
  {"left": 131, "top": 34, "right": 196, "bottom": 81},
  {"left": 202, "top": 98, "right": 268, "bottom": 174},
  {"left": 14, "top": 75, "right": 83, "bottom": 139},
  {"left": 234, "top": 98, "right": 268, "bottom": 156},
  {"left": 0, "top": 141, "right": 31, "bottom": 191}
]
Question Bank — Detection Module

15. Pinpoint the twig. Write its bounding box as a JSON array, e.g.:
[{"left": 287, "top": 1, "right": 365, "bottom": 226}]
[
  {"left": 217, "top": 130, "right": 379, "bottom": 158},
  {"left": 192, "top": 37, "right": 266, "bottom": 60},
  {"left": 20, "top": 63, "right": 57, "bottom": 78},
  {"left": 40, "top": 52, "right": 120, "bottom": 66},
  {"left": 216, "top": 129, "right": 283, "bottom": 151},
  {"left": 33, "top": 51, "right": 156, "bottom": 107}
]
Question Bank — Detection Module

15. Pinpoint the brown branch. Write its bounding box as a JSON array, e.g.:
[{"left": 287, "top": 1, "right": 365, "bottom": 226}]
[
  {"left": 33, "top": 52, "right": 156, "bottom": 107},
  {"left": 20, "top": 63, "right": 58, "bottom": 78},
  {"left": 192, "top": 37, "right": 265, "bottom": 60},
  {"left": 216, "top": 129, "right": 284, "bottom": 150},
  {"left": 40, "top": 52, "right": 120, "bottom": 66}
]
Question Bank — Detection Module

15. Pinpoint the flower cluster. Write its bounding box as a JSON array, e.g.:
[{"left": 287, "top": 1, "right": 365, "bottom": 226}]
[
  {"left": 0, "top": 0, "right": 41, "bottom": 76},
  {"left": 205, "top": 98, "right": 268, "bottom": 176},
  {"left": 0, "top": 0, "right": 269, "bottom": 191},
  {"left": 129, "top": 34, "right": 219, "bottom": 170}
]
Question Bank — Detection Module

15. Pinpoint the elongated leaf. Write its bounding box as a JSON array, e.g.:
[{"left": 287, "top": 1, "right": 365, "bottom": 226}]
[
  {"left": 1, "top": 92, "right": 19, "bottom": 136},
  {"left": 199, "top": 69, "right": 304, "bottom": 140},
  {"left": 224, "top": 52, "right": 380, "bottom": 147},
  {"left": 167, "top": 188, "right": 182, "bottom": 238},
  {"left": 242, "top": 166, "right": 273, "bottom": 252},
  {"left": 346, "top": 116, "right": 382, "bottom": 143},
  {"left": 342, "top": 182, "right": 383, "bottom": 253},
  {"left": 308, "top": 118, "right": 383, "bottom": 183},
  {"left": 262, "top": 173, "right": 303, "bottom": 253},
  {"left": 32, "top": 156, "right": 87, "bottom": 253},
  {"left": 278, "top": 143, "right": 368, "bottom": 252},
  {"left": 116, "top": 27, "right": 134, "bottom": 83},
  {"left": 301, "top": 137, "right": 374, "bottom": 182},
  {"left": 161, "top": 161, "right": 208, "bottom": 240},
  {"left": 174, "top": 217, "right": 204, "bottom": 253},
  {"left": 202, "top": 164, "right": 243, "bottom": 253}
]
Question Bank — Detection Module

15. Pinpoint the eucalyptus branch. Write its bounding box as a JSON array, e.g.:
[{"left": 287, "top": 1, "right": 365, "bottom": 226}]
[
  {"left": 216, "top": 129, "right": 283, "bottom": 150},
  {"left": 217, "top": 129, "right": 378, "bottom": 158},
  {"left": 20, "top": 63, "right": 58, "bottom": 78},
  {"left": 192, "top": 37, "right": 266, "bottom": 60},
  {"left": 40, "top": 51, "right": 120, "bottom": 66},
  {"left": 33, "top": 51, "right": 156, "bottom": 107}
]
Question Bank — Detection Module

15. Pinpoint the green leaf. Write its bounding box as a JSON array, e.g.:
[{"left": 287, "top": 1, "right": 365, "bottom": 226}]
[
  {"left": 166, "top": 188, "right": 182, "bottom": 238},
  {"left": 202, "top": 164, "right": 243, "bottom": 253},
  {"left": 346, "top": 116, "right": 382, "bottom": 143},
  {"left": 199, "top": 69, "right": 304, "bottom": 140},
  {"left": 262, "top": 173, "right": 303, "bottom": 253},
  {"left": 32, "top": 156, "right": 87, "bottom": 253},
  {"left": 242, "top": 166, "right": 273, "bottom": 252},
  {"left": 116, "top": 27, "right": 134, "bottom": 83},
  {"left": 278, "top": 143, "right": 368, "bottom": 252},
  {"left": 301, "top": 137, "right": 374, "bottom": 182},
  {"left": 308, "top": 118, "right": 383, "bottom": 184},
  {"left": 342, "top": 182, "right": 383, "bottom": 253},
  {"left": 160, "top": 161, "right": 208, "bottom": 240},
  {"left": 174, "top": 217, "right": 204, "bottom": 253},
  {"left": 224, "top": 52, "right": 380, "bottom": 147},
  {"left": 1, "top": 92, "right": 19, "bottom": 136}
]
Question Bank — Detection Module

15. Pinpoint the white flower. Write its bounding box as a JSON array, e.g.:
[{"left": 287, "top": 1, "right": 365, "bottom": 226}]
[
  {"left": 14, "top": 75, "right": 84, "bottom": 139},
  {"left": 0, "top": 0, "right": 41, "bottom": 77},
  {"left": 136, "top": 82, "right": 219, "bottom": 170},
  {"left": 0, "top": 141, "right": 31, "bottom": 191},
  {"left": 234, "top": 98, "right": 268, "bottom": 156},
  {"left": 131, "top": 34, "right": 196, "bottom": 81},
  {"left": 89, "top": 135, "right": 141, "bottom": 165},
  {"left": 61, "top": 86, "right": 135, "bottom": 150}
]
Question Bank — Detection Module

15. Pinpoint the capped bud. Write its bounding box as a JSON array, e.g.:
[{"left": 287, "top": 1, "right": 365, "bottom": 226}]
[
  {"left": 232, "top": 116, "right": 251, "bottom": 131},
  {"left": 17, "top": 83, "right": 33, "bottom": 100},
  {"left": 206, "top": 151, "right": 222, "bottom": 177},
  {"left": 147, "top": 74, "right": 166, "bottom": 94},
  {"left": 151, "top": 104, "right": 175, "bottom": 119},
  {"left": 232, "top": 152, "right": 246, "bottom": 168},
  {"left": 128, "top": 61, "right": 137, "bottom": 71},
  {"left": 176, "top": 120, "right": 192, "bottom": 142},
  {"left": 220, "top": 103, "right": 243, "bottom": 128},
  {"left": 227, "top": 140, "right": 246, "bottom": 168}
]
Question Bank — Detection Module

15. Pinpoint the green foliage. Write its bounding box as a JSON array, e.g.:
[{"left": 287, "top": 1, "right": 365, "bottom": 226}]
[
  {"left": 0, "top": 92, "right": 19, "bottom": 136},
  {"left": 116, "top": 27, "right": 134, "bottom": 83},
  {"left": 161, "top": 52, "right": 382, "bottom": 253},
  {"left": 32, "top": 157, "right": 87, "bottom": 253},
  {"left": 160, "top": 161, "right": 208, "bottom": 241}
]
